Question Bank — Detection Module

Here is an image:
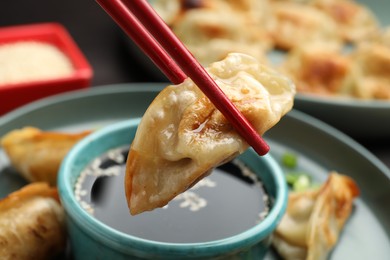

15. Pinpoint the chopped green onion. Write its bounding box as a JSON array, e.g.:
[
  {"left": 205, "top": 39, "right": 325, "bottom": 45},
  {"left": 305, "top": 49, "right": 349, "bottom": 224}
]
[
  {"left": 285, "top": 172, "right": 300, "bottom": 185},
  {"left": 281, "top": 152, "right": 319, "bottom": 192},
  {"left": 281, "top": 152, "right": 298, "bottom": 169},
  {"left": 293, "top": 174, "right": 311, "bottom": 192},
  {"left": 285, "top": 172, "right": 313, "bottom": 192}
]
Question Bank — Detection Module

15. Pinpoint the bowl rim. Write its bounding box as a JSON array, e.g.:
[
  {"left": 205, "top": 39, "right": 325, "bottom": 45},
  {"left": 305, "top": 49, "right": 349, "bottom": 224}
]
[{"left": 58, "top": 119, "right": 288, "bottom": 256}]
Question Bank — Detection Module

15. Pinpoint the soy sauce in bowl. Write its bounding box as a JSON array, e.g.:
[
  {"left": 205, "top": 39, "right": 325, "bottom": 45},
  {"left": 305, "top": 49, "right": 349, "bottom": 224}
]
[{"left": 75, "top": 146, "right": 270, "bottom": 243}]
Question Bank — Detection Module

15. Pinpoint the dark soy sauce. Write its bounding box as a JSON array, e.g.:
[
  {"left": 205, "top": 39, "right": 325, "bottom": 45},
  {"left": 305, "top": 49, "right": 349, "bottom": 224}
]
[{"left": 75, "top": 147, "right": 270, "bottom": 243}]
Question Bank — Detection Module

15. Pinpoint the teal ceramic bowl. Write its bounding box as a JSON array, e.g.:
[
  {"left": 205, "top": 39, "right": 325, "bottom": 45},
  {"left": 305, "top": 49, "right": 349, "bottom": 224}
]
[{"left": 58, "top": 119, "right": 288, "bottom": 260}]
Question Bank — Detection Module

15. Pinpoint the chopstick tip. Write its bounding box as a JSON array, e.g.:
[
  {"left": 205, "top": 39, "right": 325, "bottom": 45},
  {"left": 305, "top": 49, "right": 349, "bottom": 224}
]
[{"left": 252, "top": 138, "right": 270, "bottom": 156}]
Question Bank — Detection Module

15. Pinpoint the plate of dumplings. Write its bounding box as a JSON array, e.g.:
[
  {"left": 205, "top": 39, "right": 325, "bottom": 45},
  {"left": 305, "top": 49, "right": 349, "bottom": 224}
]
[{"left": 124, "top": 0, "right": 390, "bottom": 138}]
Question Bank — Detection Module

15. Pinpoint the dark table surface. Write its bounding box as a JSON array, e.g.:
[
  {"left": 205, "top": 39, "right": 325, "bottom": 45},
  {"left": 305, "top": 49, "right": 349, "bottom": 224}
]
[{"left": 1, "top": 0, "right": 390, "bottom": 170}]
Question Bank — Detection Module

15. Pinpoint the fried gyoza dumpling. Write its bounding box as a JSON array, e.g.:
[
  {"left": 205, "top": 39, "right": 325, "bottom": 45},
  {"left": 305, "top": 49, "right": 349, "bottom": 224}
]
[
  {"left": 272, "top": 173, "right": 360, "bottom": 260},
  {"left": 280, "top": 42, "right": 352, "bottom": 96},
  {"left": 311, "top": 0, "right": 379, "bottom": 43},
  {"left": 0, "top": 183, "right": 66, "bottom": 260},
  {"left": 125, "top": 53, "right": 295, "bottom": 215},
  {"left": 154, "top": 0, "right": 273, "bottom": 66},
  {"left": 381, "top": 27, "right": 390, "bottom": 48},
  {"left": 347, "top": 42, "right": 390, "bottom": 100},
  {"left": 269, "top": 1, "right": 341, "bottom": 50},
  {"left": 363, "top": 26, "right": 390, "bottom": 48},
  {"left": 1, "top": 127, "right": 91, "bottom": 185}
]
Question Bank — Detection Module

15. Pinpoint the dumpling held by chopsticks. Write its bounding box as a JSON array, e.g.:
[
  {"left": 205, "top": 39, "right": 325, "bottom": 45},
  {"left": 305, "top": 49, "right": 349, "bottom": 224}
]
[{"left": 125, "top": 53, "right": 296, "bottom": 215}]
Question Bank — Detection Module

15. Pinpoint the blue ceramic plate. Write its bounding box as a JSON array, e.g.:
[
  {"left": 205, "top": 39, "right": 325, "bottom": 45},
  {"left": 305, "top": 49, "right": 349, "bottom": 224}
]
[{"left": 1, "top": 84, "right": 390, "bottom": 259}]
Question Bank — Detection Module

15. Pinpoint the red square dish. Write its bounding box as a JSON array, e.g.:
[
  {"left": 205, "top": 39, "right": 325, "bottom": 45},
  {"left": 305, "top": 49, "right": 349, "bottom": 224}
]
[{"left": 0, "top": 23, "right": 93, "bottom": 115}]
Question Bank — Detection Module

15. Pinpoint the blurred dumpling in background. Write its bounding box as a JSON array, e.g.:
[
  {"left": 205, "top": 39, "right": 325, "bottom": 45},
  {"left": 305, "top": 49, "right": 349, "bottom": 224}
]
[
  {"left": 347, "top": 42, "right": 390, "bottom": 99},
  {"left": 150, "top": 0, "right": 180, "bottom": 25},
  {"left": 280, "top": 39, "right": 390, "bottom": 100},
  {"left": 380, "top": 27, "right": 390, "bottom": 47},
  {"left": 280, "top": 42, "right": 352, "bottom": 96},
  {"left": 154, "top": 0, "right": 274, "bottom": 66},
  {"left": 269, "top": 0, "right": 380, "bottom": 44},
  {"left": 0, "top": 183, "right": 66, "bottom": 259},
  {"left": 311, "top": 0, "right": 380, "bottom": 43},
  {"left": 125, "top": 53, "right": 296, "bottom": 215},
  {"left": 269, "top": 1, "right": 341, "bottom": 50},
  {"left": 153, "top": 0, "right": 388, "bottom": 100}
]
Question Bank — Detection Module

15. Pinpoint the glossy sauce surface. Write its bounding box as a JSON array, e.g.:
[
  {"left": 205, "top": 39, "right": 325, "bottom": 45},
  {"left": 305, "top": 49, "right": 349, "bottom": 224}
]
[{"left": 75, "top": 147, "right": 270, "bottom": 243}]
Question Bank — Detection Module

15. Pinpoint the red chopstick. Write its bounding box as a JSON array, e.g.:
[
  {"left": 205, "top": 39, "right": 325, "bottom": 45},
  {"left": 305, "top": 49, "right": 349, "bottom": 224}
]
[
  {"left": 96, "top": 0, "right": 270, "bottom": 156},
  {"left": 96, "top": 0, "right": 186, "bottom": 84}
]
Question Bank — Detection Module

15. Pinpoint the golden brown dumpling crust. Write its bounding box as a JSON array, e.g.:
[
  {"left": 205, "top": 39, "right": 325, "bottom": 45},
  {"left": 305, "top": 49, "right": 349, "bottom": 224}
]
[
  {"left": 280, "top": 43, "right": 351, "bottom": 96},
  {"left": 352, "top": 43, "right": 390, "bottom": 79},
  {"left": 381, "top": 27, "right": 390, "bottom": 47},
  {"left": 272, "top": 173, "right": 359, "bottom": 260},
  {"left": 0, "top": 183, "right": 66, "bottom": 260},
  {"left": 311, "top": 0, "right": 379, "bottom": 43},
  {"left": 1, "top": 127, "right": 91, "bottom": 185},
  {"left": 269, "top": 2, "right": 341, "bottom": 50},
  {"left": 280, "top": 38, "right": 390, "bottom": 100},
  {"left": 126, "top": 53, "right": 295, "bottom": 215},
  {"left": 347, "top": 42, "right": 390, "bottom": 99}
]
